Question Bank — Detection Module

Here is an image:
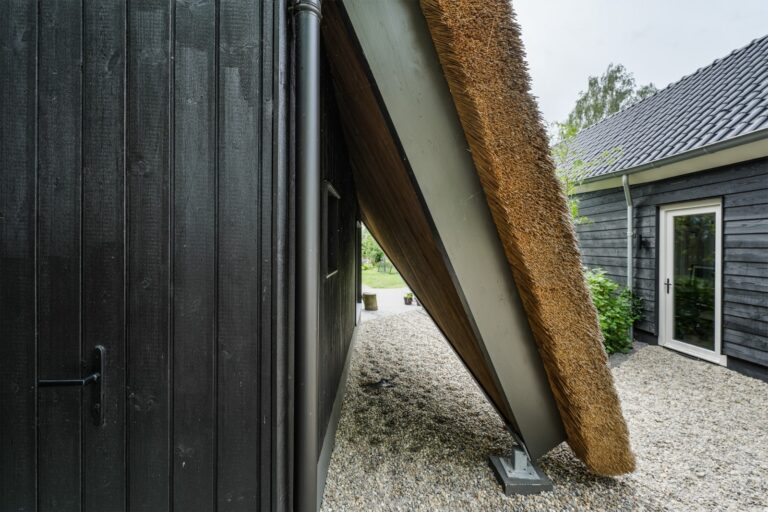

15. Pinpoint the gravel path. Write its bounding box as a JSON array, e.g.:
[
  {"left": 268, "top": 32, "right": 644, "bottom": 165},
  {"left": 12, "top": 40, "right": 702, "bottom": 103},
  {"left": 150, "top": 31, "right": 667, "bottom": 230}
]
[
  {"left": 360, "top": 286, "right": 416, "bottom": 322},
  {"left": 321, "top": 311, "right": 768, "bottom": 511}
]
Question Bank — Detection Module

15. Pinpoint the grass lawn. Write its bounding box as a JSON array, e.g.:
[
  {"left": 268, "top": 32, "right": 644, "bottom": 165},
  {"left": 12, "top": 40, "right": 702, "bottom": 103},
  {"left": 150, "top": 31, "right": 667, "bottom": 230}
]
[{"left": 362, "top": 267, "right": 406, "bottom": 289}]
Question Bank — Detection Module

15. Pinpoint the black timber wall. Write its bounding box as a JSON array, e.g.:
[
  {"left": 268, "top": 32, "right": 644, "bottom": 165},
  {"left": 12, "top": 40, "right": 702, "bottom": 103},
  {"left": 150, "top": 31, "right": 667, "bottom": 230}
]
[
  {"left": 575, "top": 158, "right": 768, "bottom": 376},
  {"left": 317, "top": 48, "right": 358, "bottom": 454},
  {"left": 0, "top": 1, "right": 291, "bottom": 510}
]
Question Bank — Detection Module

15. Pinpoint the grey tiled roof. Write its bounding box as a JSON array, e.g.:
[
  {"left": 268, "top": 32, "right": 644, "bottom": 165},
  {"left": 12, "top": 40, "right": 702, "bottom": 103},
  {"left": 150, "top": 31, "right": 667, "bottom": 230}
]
[{"left": 569, "top": 34, "right": 768, "bottom": 180}]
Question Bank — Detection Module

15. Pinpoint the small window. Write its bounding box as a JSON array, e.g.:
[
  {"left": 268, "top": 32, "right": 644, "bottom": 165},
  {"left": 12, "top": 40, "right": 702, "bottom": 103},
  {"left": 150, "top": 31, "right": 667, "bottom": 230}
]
[{"left": 324, "top": 182, "right": 341, "bottom": 278}]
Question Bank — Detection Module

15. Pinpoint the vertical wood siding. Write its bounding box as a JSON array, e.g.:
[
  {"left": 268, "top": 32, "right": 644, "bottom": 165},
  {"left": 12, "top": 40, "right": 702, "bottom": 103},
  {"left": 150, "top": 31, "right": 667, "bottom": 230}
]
[
  {"left": 575, "top": 158, "right": 768, "bottom": 370},
  {"left": 0, "top": 1, "right": 291, "bottom": 510},
  {"left": 82, "top": 1, "right": 128, "bottom": 508},
  {"left": 126, "top": 2, "right": 172, "bottom": 507},
  {"left": 0, "top": 1, "right": 38, "bottom": 509},
  {"left": 317, "top": 49, "right": 358, "bottom": 454},
  {"left": 36, "top": 0, "right": 83, "bottom": 508},
  {"left": 172, "top": 0, "right": 217, "bottom": 509}
]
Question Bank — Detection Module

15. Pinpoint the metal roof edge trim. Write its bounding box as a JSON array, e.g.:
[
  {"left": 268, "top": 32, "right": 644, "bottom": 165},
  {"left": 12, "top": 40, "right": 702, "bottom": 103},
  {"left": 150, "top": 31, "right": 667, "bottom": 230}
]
[{"left": 581, "top": 127, "right": 768, "bottom": 185}]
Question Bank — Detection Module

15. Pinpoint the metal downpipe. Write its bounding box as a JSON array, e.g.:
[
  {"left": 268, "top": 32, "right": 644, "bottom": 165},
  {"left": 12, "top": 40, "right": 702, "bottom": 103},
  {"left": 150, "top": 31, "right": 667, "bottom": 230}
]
[
  {"left": 294, "top": 1, "right": 321, "bottom": 510},
  {"left": 622, "top": 174, "right": 634, "bottom": 341}
]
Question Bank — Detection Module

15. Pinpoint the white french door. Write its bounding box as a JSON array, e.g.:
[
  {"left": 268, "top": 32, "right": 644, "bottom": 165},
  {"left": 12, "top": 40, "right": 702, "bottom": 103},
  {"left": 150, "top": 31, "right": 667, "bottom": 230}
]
[{"left": 659, "top": 199, "right": 726, "bottom": 365}]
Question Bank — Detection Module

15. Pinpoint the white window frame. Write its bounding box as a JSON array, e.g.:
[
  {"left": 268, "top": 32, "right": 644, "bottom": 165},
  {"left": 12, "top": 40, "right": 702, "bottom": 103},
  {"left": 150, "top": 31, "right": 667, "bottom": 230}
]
[{"left": 658, "top": 198, "right": 726, "bottom": 365}]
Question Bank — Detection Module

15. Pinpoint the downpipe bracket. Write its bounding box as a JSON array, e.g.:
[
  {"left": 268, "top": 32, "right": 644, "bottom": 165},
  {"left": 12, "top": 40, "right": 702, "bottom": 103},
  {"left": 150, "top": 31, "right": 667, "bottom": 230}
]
[{"left": 291, "top": 0, "right": 322, "bottom": 19}]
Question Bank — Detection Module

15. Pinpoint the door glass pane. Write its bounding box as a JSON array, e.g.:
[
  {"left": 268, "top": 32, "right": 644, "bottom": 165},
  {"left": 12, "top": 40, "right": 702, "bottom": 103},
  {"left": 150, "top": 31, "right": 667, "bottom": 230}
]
[{"left": 673, "top": 212, "right": 716, "bottom": 350}]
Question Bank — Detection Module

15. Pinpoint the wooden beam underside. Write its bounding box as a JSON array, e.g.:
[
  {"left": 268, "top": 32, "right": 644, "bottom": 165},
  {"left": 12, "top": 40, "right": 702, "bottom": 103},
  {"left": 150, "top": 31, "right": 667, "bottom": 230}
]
[{"left": 321, "top": 2, "right": 516, "bottom": 428}]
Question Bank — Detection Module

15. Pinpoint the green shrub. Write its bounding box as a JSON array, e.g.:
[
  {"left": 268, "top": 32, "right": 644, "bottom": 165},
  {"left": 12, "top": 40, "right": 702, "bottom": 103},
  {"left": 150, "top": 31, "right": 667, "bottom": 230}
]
[
  {"left": 361, "top": 228, "right": 384, "bottom": 265},
  {"left": 377, "top": 255, "right": 396, "bottom": 274},
  {"left": 584, "top": 268, "right": 642, "bottom": 354}
]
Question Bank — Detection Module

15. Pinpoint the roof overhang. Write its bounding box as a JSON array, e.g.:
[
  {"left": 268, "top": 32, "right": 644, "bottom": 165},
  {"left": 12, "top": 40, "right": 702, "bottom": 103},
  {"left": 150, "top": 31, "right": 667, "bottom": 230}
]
[
  {"left": 324, "top": 0, "right": 635, "bottom": 475},
  {"left": 323, "top": 0, "right": 564, "bottom": 459},
  {"left": 575, "top": 128, "right": 768, "bottom": 193}
]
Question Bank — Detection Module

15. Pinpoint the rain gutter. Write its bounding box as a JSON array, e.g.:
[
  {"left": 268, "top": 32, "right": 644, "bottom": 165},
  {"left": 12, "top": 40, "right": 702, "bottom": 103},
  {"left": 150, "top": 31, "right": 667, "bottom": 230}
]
[
  {"left": 582, "top": 127, "right": 768, "bottom": 185},
  {"left": 622, "top": 174, "right": 634, "bottom": 341}
]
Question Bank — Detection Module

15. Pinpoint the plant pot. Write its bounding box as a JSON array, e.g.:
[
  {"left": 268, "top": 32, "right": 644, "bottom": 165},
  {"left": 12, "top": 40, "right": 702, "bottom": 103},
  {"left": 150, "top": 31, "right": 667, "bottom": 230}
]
[
  {"left": 362, "top": 292, "right": 378, "bottom": 311},
  {"left": 403, "top": 297, "right": 413, "bottom": 305}
]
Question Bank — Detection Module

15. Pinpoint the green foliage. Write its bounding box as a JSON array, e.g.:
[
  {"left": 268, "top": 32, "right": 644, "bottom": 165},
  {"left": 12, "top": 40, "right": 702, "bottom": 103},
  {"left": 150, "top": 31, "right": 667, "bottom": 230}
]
[
  {"left": 565, "top": 63, "right": 657, "bottom": 133},
  {"left": 552, "top": 64, "right": 652, "bottom": 352},
  {"left": 552, "top": 127, "right": 620, "bottom": 226},
  {"left": 634, "top": 83, "right": 659, "bottom": 102},
  {"left": 584, "top": 269, "right": 642, "bottom": 354},
  {"left": 361, "top": 227, "right": 384, "bottom": 265},
  {"left": 360, "top": 225, "right": 406, "bottom": 289},
  {"left": 376, "top": 255, "right": 396, "bottom": 274},
  {"left": 361, "top": 268, "right": 406, "bottom": 289},
  {"left": 551, "top": 63, "right": 654, "bottom": 226}
]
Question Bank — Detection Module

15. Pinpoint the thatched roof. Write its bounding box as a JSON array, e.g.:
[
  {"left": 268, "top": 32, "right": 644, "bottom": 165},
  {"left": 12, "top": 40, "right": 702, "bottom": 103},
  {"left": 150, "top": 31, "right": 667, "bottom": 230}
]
[
  {"left": 323, "top": 0, "right": 635, "bottom": 476},
  {"left": 421, "top": 0, "right": 634, "bottom": 475}
]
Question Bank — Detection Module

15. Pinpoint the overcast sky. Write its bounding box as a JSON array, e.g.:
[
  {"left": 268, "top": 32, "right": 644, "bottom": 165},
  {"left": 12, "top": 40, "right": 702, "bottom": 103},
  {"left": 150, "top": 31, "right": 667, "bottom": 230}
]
[{"left": 513, "top": 0, "right": 768, "bottom": 126}]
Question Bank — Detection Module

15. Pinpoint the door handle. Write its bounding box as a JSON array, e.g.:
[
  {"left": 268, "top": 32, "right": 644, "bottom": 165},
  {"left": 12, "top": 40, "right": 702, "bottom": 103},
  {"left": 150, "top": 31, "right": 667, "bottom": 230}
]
[
  {"left": 39, "top": 345, "right": 105, "bottom": 426},
  {"left": 664, "top": 278, "right": 672, "bottom": 294}
]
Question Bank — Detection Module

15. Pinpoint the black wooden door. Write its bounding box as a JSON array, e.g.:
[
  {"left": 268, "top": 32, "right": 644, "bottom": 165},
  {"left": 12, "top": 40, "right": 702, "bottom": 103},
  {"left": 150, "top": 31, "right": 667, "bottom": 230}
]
[
  {"left": 1, "top": 1, "right": 291, "bottom": 511},
  {"left": 2, "top": 1, "right": 129, "bottom": 509}
]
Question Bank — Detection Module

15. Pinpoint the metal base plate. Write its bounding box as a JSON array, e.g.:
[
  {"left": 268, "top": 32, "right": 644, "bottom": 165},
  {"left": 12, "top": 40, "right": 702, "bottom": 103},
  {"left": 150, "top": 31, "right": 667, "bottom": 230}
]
[{"left": 489, "top": 448, "right": 553, "bottom": 495}]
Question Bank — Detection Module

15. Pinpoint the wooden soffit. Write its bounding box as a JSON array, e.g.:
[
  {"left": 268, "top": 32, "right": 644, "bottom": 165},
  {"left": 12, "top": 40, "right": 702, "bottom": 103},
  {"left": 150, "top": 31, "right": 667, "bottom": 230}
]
[{"left": 321, "top": 0, "right": 565, "bottom": 459}]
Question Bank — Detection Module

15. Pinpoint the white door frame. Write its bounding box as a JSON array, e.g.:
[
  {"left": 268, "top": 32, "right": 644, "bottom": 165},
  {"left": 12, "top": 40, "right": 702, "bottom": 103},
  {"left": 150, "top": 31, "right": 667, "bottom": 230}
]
[{"left": 658, "top": 198, "right": 726, "bottom": 365}]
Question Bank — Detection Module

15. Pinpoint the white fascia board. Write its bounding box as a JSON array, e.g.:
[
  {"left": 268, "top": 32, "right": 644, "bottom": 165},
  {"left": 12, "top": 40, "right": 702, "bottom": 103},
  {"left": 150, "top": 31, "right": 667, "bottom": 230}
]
[{"left": 574, "top": 136, "right": 768, "bottom": 194}]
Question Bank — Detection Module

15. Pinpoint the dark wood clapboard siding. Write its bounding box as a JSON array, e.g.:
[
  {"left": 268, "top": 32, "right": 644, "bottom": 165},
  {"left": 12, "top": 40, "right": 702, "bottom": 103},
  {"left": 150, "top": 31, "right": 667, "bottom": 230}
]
[
  {"left": 724, "top": 189, "right": 768, "bottom": 208},
  {"left": 725, "top": 288, "right": 768, "bottom": 307},
  {"left": 0, "top": 1, "right": 291, "bottom": 510},
  {"left": 724, "top": 274, "right": 768, "bottom": 293},
  {"left": 575, "top": 157, "right": 768, "bottom": 371},
  {"left": 317, "top": 50, "right": 358, "bottom": 452},
  {"left": 726, "top": 234, "right": 768, "bottom": 248},
  {"left": 0, "top": 1, "right": 38, "bottom": 508}
]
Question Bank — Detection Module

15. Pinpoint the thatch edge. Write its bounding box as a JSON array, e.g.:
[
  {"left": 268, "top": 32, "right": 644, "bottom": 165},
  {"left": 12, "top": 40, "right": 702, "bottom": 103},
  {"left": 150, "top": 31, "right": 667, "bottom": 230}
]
[{"left": 420, "top": 0, "right": 635, "bottom": 475}]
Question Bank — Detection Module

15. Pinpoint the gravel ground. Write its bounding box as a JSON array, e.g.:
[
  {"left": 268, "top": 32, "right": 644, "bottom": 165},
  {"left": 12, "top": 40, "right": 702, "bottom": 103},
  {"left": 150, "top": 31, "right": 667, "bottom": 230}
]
[{"left": 321, "top": 310, "right": 768, "bottom": 512}]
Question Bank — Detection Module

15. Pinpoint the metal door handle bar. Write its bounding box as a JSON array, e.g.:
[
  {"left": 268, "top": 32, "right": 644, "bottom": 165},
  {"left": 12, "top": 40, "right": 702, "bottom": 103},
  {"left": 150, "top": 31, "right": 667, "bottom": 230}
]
[
  {"left": 38, "top": 345, "right": 106, "bottom": 426},
  {"left": 39, "top": 372, "right": 100, "bottom": 387}
]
